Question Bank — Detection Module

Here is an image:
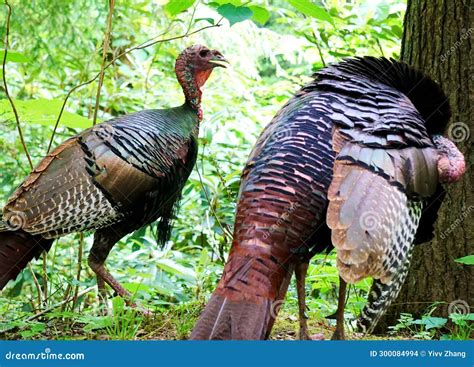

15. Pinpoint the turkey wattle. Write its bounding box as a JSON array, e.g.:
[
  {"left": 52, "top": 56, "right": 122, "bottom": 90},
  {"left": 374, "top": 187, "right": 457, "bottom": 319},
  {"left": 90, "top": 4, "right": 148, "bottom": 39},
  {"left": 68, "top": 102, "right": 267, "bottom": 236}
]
[
  {"left": 191, "top": 57, "right": 465, "bottom": 340},
  {"left": 0, "top": 45, "right": 228, "bottom": 306}
]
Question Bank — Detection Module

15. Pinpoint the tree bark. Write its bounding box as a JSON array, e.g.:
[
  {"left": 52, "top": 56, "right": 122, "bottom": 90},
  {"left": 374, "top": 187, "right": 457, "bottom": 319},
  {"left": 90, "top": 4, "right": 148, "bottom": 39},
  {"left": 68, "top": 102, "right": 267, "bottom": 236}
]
[{"left": 376, "top": 0, "right": 473, "bottom": 331}]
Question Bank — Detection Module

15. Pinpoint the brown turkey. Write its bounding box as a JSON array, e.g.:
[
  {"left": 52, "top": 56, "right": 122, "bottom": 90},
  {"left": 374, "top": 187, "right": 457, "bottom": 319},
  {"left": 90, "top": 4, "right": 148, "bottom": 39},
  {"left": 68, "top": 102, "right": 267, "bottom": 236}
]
[
  {"left": 191, "top": 57, "right": 465, "bottom": 340},
  {"left": 0, "top": 45, "right": 228, "bottom": 306}
]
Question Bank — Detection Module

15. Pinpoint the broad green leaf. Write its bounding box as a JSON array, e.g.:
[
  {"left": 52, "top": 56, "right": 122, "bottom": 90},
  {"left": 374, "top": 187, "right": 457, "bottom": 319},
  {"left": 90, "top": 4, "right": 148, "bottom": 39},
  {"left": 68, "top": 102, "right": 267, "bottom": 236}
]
[
  {"left": 164, "top": 0, "right": 195, "bottom": 16},
  {"left": 374, "top": 3, "right": 390, "bottom": 21},
  {"left": 287, "top": 0, "right": 334, "bottom": 25},
  {"left": 391, "top": 25, "right": 403, "bottom": 38},
  {"left": 217, "top": 4, "right": 253, "bottom": 26},
  {"left": 79, "top": 316, "right": 112, "bottom": 332},
  {"left": 455, "top": 255, "right": 474, "bottom": 265},
  {"left": 156, "top": 258, "right": 196, "bottom": 281},
  {"left": 0, "top": 99, "right": 92, "bottom": 129},
  {"left": 413, "top": 316, "right": 447, "bottom": 330},
  {"left": 0, "top": 51, "right": 29, "bottom": 63},
  {"left": 249, "top": 6, "right": 270, "bottom": 25}
]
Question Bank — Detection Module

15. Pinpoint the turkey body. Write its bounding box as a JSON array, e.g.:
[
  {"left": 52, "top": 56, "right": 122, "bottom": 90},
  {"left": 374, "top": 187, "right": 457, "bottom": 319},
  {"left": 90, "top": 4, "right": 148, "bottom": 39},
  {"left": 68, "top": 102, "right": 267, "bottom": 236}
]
[
  {"left": 191, "top": 57, "right": 464, "bottom": 339},
  {"left": 0, "top": 44, "right": 229, "bottom": 299},
  {"left": 0, "top": 105, "right": 198, "bottom": 290}
]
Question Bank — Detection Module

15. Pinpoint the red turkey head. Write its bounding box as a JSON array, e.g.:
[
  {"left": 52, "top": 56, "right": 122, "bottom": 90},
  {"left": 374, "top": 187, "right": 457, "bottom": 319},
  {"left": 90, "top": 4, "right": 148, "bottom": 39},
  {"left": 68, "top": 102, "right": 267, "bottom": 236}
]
[{"left": 175, "top": 45, "right": 228, "bottom": 89}]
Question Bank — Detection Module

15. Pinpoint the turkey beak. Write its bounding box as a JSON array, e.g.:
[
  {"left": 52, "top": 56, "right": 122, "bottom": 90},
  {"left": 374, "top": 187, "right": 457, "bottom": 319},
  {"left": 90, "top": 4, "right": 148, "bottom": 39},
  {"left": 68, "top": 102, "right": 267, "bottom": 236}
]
[{"left": 209, "top": 52, "right": 229, "bottom": 68}]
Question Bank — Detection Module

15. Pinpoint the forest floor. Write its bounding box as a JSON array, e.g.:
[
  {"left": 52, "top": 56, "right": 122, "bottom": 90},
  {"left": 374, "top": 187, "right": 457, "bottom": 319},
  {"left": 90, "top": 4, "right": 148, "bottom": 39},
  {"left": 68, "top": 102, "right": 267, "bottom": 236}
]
[{"left": 0, "top": 303, "right": 402, "bottom": 341}]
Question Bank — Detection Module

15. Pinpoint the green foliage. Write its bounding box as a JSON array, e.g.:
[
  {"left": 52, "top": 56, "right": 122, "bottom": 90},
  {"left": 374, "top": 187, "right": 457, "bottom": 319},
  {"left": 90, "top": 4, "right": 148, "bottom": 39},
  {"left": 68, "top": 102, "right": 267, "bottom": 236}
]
[
  {"left": 216, "top": 4, "right": 253, "bottom": 26},
  {"left": 0, "top": 99, "right": 92, "bottom": 129},
  {"left": 446, "top": 313, "right": 474, "bottom": 340},
  {"left": 287, "top": 0, "right": 334, "bottom": 25},
  {"left": 0, "top": 50, "right": 29, "bottom": 63},
  {"left": 248, "top": 6, "right": 270, "bottom": 25},
  {"left": 164, "top": 0, "right": 196, "bottom": 16},
  {"left": 104, "top": 297, "right": 143, "bottom": 340},
  {"left": 390, "top": 306, "right": 473, "bottom": 340},
  {"left": 455, "top": 255, "right": 474, "bottom": 265}
]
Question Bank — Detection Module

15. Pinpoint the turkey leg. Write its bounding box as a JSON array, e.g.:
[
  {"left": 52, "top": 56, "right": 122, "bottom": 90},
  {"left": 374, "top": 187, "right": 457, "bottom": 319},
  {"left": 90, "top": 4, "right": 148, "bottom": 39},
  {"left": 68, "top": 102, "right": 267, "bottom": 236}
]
[
  {"left": 295, "top": 261, "right": 311, "bottom": 340},
  {"left": 331, "top": 276, "right": 347, "bottom": 340},
  {"left": 88, "top": 228, "right": 132, "bottom": 303}
]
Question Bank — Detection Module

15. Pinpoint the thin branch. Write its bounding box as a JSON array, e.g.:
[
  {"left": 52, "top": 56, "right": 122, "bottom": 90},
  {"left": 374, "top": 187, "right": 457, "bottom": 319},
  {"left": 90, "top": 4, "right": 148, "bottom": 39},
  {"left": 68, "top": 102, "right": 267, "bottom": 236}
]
[
  {"left": 185, "top": 0, "right": 201, "bottom": 35},
  {"left": 196, "top": 149, "right": 231, "bottom": 261},
  {"left": 42, "top": 254, "right": 48, "bottom": 305},
  {"left": 47, "top": 18, "right": 223, "bottom": 153},
  {"left": 92, "top": 0, "right": 115, "bottom": 125},
  {"left": 2, "top": 0, "right": 33, "bottom": 169},
  {"left": 27, "top": 263, "right": 43, "bottom": 308},
  {"left": 311, "top": 28, "right": 326, "bottom": 67},
  {"left": 375, "top": 38, "right": 385, "bottom": 57},
  {"left": 72, "top": 233, "right": 84, "bottom": 310},
  {"left": 144, "top": 21, "right": 175, "bottom": 97}
]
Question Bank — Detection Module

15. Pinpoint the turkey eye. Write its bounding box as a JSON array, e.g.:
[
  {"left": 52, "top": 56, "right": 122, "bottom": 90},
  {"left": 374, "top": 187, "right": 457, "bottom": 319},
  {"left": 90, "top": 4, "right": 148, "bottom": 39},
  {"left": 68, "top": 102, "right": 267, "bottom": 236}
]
[{"left": 199, "top": 49, "right": 209, "bottom": 57}]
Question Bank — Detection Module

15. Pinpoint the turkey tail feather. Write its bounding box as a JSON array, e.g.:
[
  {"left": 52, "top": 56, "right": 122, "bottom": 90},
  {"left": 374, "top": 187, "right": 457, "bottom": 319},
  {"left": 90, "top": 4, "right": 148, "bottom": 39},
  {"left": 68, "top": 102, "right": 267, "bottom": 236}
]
[
  {"left": 357, "top": 245, "right": 414, "bottom": 334},
  {"left": 191, "top": 254, "right": 294, "bottom": 340},
  {"left": 191, "top": 293, "right": 273, "bottom": 340},
  {"left": 0, "top": 230, "right": 53, "bottom": 290}
]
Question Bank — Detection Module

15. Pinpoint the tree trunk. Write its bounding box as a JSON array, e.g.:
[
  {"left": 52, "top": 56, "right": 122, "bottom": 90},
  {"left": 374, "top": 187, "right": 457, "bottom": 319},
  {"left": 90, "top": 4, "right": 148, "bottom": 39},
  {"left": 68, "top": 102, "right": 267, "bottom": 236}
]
[{"left": 376, "top": 0, "right": 473, "bottom": 331}]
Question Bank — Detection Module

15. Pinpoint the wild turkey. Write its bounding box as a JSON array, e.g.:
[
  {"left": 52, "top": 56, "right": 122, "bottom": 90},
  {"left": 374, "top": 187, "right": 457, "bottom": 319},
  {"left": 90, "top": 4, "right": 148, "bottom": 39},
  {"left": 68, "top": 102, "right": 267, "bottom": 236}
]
[
  {"left": 0, "top": 45, "right": 228, "bottom": 306},
  {"left": 191, "top": 57, "right": 465, "bottom": 340}
]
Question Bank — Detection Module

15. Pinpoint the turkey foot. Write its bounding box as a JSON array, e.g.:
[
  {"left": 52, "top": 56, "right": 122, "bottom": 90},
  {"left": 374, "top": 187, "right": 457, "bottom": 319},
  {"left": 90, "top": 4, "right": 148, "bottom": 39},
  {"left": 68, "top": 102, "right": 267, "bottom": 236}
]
[
  {"left": 96, "top": 276, "right": 110, "bottom": 315},
  {"left": 89, "top": 259, "right": 153, "bottom": 316}
]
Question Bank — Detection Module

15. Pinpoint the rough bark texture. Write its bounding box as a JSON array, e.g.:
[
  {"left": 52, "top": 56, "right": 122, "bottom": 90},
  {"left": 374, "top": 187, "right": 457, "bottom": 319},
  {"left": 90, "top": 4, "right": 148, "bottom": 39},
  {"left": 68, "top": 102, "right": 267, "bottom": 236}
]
[{"left": 376, "top": 0, "right": 473, "bottom": 331}]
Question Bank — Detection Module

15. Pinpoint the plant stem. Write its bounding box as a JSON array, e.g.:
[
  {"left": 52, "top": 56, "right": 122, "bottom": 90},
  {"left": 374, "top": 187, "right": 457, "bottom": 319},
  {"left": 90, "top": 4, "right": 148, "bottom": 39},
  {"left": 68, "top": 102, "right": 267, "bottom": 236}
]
[
  {"left": 92, "top": 0, "right": 115, "bottom": 126},
  {"left": 2, "top": 0, "right": 33, "bottom": 169}
]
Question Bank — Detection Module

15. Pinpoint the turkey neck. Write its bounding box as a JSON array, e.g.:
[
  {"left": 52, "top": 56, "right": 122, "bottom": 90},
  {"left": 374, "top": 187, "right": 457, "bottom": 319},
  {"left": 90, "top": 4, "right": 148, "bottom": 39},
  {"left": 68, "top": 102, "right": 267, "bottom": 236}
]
[{"left": 175, "top": 57, "right": 212, "bottom": 120}]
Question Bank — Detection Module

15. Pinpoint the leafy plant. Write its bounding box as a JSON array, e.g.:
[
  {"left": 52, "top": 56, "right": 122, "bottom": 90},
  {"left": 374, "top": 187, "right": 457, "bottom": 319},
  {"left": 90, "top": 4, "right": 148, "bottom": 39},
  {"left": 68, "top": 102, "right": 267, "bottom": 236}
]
[
  {"left": 444, "top": 313, "right": 474, "bottom": 340},
  {"left": 104, "top": 297, "right": 143, "bottom": 340}
]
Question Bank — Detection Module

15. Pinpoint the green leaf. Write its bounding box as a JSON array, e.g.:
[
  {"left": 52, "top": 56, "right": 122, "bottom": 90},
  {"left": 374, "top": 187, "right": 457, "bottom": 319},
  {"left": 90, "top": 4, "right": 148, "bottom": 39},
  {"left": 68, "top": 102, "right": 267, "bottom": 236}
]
[
  {"left": 164, "top": 0, "right": 195, "bottom": 16},
  {"left": 455, "top": 255, "right": 474, "bottom": 265},
  {"left": 156, "top": 258, "right": 196, "bottom": 281},
  {"left": 195, "top": 17, "right": 215, "bottom": 25},
  {"left": 413, "top": 316, "right": 447, "bottom": 330},
  {"left": 249, "top": 6, "right": 270, "bottom": 25},
  {"left": 0, "top": 51, "right": 29, "bottom": 63},
  {"left": 0, "top": 99, "right": 92, "bottom": 129},
  {"left": 374, "top": 3, "right": 390, "bottom": 21},
  {"left": 217, "top": 4, "right": 253, "bottom": 26},
  {"left": 209, "top": 0, "right": 242, "bottom": 6},
  {"left": 287, "top": 0, "right": 334, "bottom": 25},
  {"left": 112, "top": 296, "right": 125, "bottom": 314}
]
